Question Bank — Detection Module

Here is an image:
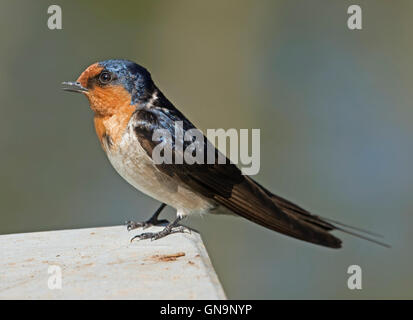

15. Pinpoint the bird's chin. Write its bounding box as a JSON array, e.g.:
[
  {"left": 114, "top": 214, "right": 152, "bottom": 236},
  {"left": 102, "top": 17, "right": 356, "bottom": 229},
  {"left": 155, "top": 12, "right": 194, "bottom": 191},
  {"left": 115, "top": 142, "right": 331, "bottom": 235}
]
[{"left": 61, "top": 81, "right": 88, "bottom": 93}]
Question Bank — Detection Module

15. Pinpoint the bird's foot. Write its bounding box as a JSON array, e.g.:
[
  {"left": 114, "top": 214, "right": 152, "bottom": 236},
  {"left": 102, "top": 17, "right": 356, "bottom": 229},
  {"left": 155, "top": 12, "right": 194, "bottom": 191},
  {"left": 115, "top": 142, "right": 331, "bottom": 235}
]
[
  {"left": 126, "top": 217, "right": 170, "bottom": 231},
  {"left": 130, "top": 225, "right": 191, "bottom": 242}
]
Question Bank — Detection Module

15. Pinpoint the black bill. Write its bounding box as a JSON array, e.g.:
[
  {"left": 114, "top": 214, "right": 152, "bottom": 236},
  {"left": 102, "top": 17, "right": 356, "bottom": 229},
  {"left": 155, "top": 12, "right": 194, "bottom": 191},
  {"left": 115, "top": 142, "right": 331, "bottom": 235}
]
[{"left": 61, "top": 81, "right": 88, "bottom": 93}]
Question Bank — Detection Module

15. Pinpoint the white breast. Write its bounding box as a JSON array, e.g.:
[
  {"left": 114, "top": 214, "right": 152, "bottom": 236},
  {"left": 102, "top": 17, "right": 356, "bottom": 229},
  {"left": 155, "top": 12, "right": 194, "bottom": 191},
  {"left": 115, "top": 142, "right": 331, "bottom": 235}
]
[{"left": 104, "top": 123, "right": 215, "bottom": 217}]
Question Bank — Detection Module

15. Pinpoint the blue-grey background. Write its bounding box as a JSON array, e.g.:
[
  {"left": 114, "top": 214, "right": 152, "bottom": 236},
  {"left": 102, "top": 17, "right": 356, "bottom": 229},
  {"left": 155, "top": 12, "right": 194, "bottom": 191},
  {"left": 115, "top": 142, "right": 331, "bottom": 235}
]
[{"left": 0, "top": 0, "right": 411, "bottom": 298}]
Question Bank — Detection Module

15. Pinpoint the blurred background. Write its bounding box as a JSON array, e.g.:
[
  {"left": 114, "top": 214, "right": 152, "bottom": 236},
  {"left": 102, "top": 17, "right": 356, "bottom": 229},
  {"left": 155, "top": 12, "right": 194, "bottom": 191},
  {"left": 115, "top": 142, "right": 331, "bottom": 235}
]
[{"left": 0, "top": 0, "right": 412, "bottom": 299}]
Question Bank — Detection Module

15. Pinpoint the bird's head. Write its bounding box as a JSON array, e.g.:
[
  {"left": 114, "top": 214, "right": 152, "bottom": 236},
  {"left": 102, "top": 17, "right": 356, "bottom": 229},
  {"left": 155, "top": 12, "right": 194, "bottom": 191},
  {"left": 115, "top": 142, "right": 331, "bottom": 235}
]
[{"left": 62, "top": 59, "right": 154, "bottom": 116}]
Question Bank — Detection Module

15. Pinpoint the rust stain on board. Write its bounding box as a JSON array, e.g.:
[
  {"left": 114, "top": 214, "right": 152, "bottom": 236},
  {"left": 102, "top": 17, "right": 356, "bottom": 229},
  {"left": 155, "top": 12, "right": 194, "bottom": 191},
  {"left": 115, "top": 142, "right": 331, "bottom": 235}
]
[{"left": 148, "top": 252, "right": 186, "bottom": 262}]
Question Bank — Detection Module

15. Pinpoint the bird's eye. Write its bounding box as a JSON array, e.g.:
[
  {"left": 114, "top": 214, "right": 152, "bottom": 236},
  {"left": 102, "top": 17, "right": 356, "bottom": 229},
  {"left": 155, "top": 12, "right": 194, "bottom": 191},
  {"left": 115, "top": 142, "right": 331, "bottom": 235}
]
[{"left": 99, "top": 72, "right": 112, "bottom": 84}]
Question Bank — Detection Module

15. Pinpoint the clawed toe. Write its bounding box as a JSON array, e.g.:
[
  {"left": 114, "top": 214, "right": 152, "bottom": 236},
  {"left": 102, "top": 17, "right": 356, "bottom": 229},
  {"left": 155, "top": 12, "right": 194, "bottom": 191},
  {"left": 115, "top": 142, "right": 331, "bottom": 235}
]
[
  {"left": 126, "top": 203, "right": 168, "bottom": 232},
  {"left": 125, "top": 218, "right": 170, "bottom": 232},
  {"left": 172, "top": 226, "right": 191, "bottom": 235},
  {"left": 130, "top": 232, "right": 155, "bottom": 242},
  {"left": 130, "top": 225, "right": 190, "bottom": 242}
]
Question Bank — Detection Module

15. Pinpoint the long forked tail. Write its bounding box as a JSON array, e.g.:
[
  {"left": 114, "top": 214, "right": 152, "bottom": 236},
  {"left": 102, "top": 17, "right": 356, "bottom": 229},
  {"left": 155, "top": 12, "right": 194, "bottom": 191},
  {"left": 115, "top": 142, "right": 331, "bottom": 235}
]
[
  {"left": 263, "top": 182, "right": 390, "bottom": 248},
  {"left": 316, "top": 215, "right": 390, "bottom": 248},
  {"left": 217, "top": 176, "right": 389, "bottom": 249}
]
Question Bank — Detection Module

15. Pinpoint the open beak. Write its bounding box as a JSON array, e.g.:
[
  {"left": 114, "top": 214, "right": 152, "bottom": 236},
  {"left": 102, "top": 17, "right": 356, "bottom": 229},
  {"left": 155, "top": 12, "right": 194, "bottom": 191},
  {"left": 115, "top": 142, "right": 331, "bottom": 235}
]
[{"left": 61, "top": 81, "right": 88, "bottom": 93}]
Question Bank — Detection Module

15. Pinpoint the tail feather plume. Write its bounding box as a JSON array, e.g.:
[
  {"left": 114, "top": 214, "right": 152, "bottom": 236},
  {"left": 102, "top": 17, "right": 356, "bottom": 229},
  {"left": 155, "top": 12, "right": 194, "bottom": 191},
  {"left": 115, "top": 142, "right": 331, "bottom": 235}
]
[{"left": 215, "top": 176, "right": 388, "bottom": 249}]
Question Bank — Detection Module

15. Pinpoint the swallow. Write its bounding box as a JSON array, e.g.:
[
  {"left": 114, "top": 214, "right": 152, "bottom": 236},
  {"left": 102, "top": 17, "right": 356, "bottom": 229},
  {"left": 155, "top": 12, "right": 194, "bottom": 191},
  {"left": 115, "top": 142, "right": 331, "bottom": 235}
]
[{"left": 62, "top": 59, "right": 387, "bottom": 248}]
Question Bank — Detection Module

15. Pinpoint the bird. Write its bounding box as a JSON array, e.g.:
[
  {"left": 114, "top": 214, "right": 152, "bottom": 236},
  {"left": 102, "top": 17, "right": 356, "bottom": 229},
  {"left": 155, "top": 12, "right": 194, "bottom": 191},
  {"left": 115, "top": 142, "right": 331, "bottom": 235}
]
[{"left": 62, "top": 59, "right": 387, "bottom": 248}]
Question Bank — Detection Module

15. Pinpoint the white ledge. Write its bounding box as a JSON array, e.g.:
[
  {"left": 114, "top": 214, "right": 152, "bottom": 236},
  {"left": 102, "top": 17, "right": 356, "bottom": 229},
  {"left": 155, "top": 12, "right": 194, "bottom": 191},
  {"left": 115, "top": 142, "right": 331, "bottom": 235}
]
[{"left": 0, "top": 225, "right": 226, "bottom": 299}]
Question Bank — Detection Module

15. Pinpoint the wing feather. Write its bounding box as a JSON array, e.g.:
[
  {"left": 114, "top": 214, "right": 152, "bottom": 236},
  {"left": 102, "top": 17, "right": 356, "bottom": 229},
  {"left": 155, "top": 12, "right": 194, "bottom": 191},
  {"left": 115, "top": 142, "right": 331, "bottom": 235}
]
[{"left": 131, "top": 106, "right": 342, "bottom": 248}]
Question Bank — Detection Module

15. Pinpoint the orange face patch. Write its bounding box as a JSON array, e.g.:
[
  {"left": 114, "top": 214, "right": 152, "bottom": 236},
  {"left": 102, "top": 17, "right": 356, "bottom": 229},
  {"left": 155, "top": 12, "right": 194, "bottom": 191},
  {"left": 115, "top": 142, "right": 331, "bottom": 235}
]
[
  {"left": 76, "top": 63, "right": 103, "bottom": 88},
  {"left": 88, "top": 85, "right": 135, "bottom": 148},
  {"left": 77, "top": 62, "right": 136, "bottom": 150},
  {"left": 86, "top": 84, "right": 132, "bottom": 116},
  {"left": 77, "top": 63, "right": 132, "bottom": 116},
  {"left": 93, "top": 103, "right": 135, "bottom": 149}
]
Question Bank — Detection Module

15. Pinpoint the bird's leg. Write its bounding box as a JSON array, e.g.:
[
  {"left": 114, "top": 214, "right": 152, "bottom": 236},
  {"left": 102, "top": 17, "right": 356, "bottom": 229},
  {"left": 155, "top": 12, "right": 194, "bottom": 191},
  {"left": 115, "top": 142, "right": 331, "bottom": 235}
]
[
  {"left": 126, "top": 203, "right": 169, "bottom": 231},
  {"left": 130, "top": 216, "right": 190, "bottom": 241}
]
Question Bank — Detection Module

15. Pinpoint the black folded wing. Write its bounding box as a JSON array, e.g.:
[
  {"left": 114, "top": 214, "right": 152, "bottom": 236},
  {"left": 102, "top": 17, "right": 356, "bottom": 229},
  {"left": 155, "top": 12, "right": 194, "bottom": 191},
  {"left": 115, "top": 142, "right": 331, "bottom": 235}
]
[{"left": 131, "top": 106, "right": 342, "bottom": 248}]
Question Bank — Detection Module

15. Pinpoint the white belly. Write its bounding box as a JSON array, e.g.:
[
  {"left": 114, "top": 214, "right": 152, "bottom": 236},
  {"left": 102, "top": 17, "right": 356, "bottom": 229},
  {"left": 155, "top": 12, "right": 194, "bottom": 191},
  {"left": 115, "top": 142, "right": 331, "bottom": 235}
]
[{"left": 104, "top": 125, "right": 215, "bottom": 217}]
